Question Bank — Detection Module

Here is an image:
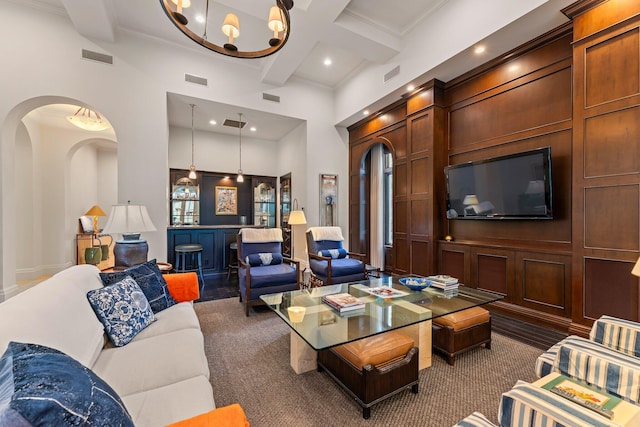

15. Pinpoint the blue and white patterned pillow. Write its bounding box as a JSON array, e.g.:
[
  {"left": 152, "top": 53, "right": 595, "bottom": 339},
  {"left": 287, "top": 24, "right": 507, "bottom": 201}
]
[
  {"left": 100, "top": 259, "right": 177, "bottom": 313},
  {"left": 0, "top": 341, "right": 134, "bottom": 426},
  {"left": 87, "top": 276, "right": 156, "bottom": 347},
  {"left": 318, "top": 248, "right": 348, "bottom": 259},
  {"left": 245, "top": 252, "right": 284, "bottom": 266}
]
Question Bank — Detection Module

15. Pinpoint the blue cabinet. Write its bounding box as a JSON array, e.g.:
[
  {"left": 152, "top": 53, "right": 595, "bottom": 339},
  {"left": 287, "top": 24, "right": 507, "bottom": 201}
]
[{"left": 167, "top": 227, "right": 243, "bottom": 278}]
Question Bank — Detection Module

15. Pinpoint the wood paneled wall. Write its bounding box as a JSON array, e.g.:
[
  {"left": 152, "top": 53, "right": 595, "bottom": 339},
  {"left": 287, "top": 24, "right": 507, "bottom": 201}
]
[
  {"left": 566, "top": 0, "right": 640, "bottom": 335},
  {"left": 348, "top": 0, "right": 640, "bottom": 333}
]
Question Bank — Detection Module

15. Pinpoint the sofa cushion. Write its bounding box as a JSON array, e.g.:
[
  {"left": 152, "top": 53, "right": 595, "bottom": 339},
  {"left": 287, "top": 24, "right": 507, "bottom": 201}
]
[
  {"left": 0, "top": 341, "right": 133, "bottom": 426},
  {"left": 245, "top": 252, "right": 283, "bottom": 266},
  {"left": 167, "top": 404, "right": 249, "bottom": 427},
  {"left": 92, "top": 328, "right": 210, "bottom": 397},
  {"left": 122, "top": 376, "right": 215, "bottom": 427},
  {"left": 100, "top": 259, "right": 177, "bottom": 313},
  {"left": 0, "top": 265, "right": 105, "bottom": 368},
  {"left": 87, "top": 276, "right": 156, "bottom": 347},
  {"left": 246, "top": 263, "right": 297, "bottom": 288},
  {"left": 130, "top": 302, "right": 200, "bottom": 342},
  {"left": 309, "top": 257, "right": 363, "bottom": 277}
]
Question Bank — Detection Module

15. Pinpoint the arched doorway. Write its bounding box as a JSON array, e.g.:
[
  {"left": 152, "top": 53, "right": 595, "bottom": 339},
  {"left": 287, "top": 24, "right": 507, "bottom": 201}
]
[
  {"left": 360, "top": 139, "right": 393, "bottom": 272},
  {"left": 1, "top": 98, "right": 117, "bottom": 300}
]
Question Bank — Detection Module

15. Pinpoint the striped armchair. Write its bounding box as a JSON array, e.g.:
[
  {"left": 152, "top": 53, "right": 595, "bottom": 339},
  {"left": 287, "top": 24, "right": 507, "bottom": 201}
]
[{"left": 535, "top": 315, "right": 640, "bottom": 404}]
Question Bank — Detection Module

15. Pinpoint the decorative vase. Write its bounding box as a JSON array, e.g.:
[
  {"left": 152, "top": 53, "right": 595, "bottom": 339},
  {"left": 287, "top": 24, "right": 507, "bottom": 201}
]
[{"left": 85, "top": 247, "right": 102, "bottom": 265}]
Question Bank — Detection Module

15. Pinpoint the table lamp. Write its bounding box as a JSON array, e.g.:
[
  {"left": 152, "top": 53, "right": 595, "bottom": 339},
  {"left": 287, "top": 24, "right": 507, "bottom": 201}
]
[
  {"left": 102, "top": 202, "right": 156, "bottom": 270},
  {"left": 85, "top": 205, "right": 107, "bottom": 233}
]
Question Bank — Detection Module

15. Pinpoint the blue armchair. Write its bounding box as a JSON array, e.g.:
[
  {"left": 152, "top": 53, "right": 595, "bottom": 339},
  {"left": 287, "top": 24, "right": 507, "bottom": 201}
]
[
  {"left": 237, "top": 228, "right": 300, "bottom": 316},
  {"left": 306, "top": 226, "right": 366, "bottom": 285}
]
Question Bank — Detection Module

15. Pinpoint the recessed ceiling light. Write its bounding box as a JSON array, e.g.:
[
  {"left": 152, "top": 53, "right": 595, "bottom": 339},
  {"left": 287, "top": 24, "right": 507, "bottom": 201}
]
[
  {"left": 250, "top": 127, "right": 256, "bottom": 132},
  {"left": 474, "top": 45, "right": 486, "bottom": 54},
  {"left": 323, "top": 58, "right": 332, "bottom": 66},
  {"left": 407, "top": 84, "right": 415, "bottom": 91},
  {"left": 209, "top": 120, "right": 217, "bottom": 125},
  {"left": 363, "top": 110, "right": 370, "bottom": 116},
  {"left": 195, "top": 14, "right": 205, "bottom": 24}
]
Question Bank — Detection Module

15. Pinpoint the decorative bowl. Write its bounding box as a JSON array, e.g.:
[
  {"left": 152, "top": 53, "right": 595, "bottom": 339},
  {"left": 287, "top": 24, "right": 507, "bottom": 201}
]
[{"left": 399, "top": 277, "right": 431, "bottom": 291}]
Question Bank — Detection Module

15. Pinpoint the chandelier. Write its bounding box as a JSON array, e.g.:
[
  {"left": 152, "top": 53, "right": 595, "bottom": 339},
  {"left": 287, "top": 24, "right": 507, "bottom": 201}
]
[
  {"left": 66, "top": 107, "right": 110, "bottom": 131},
  {"left": 160, "top": 0, "right": 294, "bottom": 59}
]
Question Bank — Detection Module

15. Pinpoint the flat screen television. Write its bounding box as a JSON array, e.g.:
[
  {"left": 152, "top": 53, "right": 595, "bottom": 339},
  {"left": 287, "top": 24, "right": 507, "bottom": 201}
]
[{"left": 445, "top": 147, "right": 553, "bottom": 220}]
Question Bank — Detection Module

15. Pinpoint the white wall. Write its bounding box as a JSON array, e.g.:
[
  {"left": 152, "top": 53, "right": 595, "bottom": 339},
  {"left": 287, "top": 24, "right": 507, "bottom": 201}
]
[
  {"left": 0, "top": 1, "right": 346, "bottom": 299},
  {"left": 168, "top": 126, "right": 280, "bottom": 178}
]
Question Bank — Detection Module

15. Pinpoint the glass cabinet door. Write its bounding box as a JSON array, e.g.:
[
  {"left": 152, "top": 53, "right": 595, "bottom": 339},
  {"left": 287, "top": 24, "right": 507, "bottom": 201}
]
[
  {"left": 171, "top": 177, "right": 200, "bottom": 225},
  {"left": 254, "top": 182, "right": 275, "bottom": 227}
]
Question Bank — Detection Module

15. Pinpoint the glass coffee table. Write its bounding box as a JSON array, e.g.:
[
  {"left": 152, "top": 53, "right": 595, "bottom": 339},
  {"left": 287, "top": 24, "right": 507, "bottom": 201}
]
[{"left": 260, "top": 276, "right": 503, "bottom": 374}]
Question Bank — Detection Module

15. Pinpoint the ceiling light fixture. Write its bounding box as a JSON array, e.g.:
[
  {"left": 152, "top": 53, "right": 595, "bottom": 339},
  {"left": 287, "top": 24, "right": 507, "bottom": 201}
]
[
  {"left": 66, "top": 107, "right": 110, "bottom": 131},
  {"left": 160, "top": 0, "right": 294, "bottom": 59},
  {"left": 188, "top": 104, "right": 197, "bottom": 180},
  {"left": 474, "top": 45, "right": 486, "bottom": 54},
  {"left": 237, "top": 112, "right": 244, "bottom": 183},
  {"left": 324, "top": 58, "right": 332, "bottom": 66}
]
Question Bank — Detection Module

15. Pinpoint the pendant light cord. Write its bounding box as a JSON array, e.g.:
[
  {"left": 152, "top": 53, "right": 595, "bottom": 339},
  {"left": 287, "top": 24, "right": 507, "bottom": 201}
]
[
  {"left": 238, "top": 113, "right": 243, "bottom": 172},
  {"left": 191, "top": 104, "right": 195, "bottom": 166}
]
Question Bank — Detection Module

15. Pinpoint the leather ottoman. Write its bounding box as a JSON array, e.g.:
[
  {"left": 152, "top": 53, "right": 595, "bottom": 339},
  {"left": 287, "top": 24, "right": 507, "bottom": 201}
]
[
  {"left": 317, "top": 330, "right": 419, "bottom": 419},
  {"left": 432, "top": 306, "right": 491, "bottom": 365}
]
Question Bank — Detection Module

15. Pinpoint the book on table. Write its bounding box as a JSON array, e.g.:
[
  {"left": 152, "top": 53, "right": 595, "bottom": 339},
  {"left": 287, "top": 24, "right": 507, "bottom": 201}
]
[
  {"left": 428, "top": 275, "right": 459, "bottom": 289},
  {"left": 322, "top": 293, "right": 365, "bottom": 313}
]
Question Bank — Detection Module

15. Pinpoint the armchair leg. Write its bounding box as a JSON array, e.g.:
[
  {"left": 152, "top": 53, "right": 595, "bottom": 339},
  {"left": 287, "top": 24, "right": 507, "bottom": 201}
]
[{"left": 245, "top": 302, "right": 250, "bottom": 317}]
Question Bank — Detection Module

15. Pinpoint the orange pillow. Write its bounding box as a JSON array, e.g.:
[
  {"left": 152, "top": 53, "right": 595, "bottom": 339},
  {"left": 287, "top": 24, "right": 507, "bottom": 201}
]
[
  {"left": 167, "top": 404, "right": 249, "bottom": 427},
  {"left": 165, "top": 272, "right": 200, "bottom": 302}
]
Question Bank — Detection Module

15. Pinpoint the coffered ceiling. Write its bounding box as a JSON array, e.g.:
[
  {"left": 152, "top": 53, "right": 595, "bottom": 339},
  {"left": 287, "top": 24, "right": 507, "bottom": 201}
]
[{"left": 21, "top": 0, "right": 574, "bottom": 139}]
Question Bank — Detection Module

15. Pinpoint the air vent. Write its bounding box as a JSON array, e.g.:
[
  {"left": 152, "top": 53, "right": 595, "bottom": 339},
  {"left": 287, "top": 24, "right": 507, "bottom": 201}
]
[
  {"left": 383, "top": 65, "right": 400, "bottom": 83},
  {"left": 184, "top": 73, "right": 208, "bottom": 86},
  {"left": 223, "top": 119, "right": 246, "bottom": 128},
  {"left": 81, "top": 49, "right": 113, "bottom": 65},
  {"left": 262, "top": 93, "right": 280, "bottom": 103}
]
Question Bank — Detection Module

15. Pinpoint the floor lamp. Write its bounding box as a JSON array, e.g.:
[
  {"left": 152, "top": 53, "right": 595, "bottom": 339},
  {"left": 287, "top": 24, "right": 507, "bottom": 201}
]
[
  {"left": 102, "top": 203, "right": 157, "bottom": 270},
  {"left": 287, "top": 200, "right": 307, "bottom": 265}
]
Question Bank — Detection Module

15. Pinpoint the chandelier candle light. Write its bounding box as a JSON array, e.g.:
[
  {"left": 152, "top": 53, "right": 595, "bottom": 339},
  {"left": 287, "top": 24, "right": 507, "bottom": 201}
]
[{"left": 160, "top": 0, "right": 294, "bottom": 59}]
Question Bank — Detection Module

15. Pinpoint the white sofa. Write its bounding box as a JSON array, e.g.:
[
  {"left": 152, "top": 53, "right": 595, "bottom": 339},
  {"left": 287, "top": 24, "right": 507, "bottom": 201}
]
[{"left": 0, "top": 264, "right": 215, "bottom": 426}]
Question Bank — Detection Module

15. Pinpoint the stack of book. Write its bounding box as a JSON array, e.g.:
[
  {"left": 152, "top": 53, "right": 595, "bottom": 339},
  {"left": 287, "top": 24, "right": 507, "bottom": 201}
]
[
  {"left": 322, "top": 293, "right": 365, "bottom": 313},
  {"left": 427, "top": 275, "right": 459, "bottom": 290}
]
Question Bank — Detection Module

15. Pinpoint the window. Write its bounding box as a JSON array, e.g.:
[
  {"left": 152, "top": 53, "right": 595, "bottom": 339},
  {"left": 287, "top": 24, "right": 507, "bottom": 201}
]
[{"left": 383, "top": 151, "right": 393, "bottom": 246}]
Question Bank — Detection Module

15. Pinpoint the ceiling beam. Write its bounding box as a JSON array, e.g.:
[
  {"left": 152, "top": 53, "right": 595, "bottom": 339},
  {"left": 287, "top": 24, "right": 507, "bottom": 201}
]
[{"left": 61, "top": 0, "right": 117, "bottom": 42}]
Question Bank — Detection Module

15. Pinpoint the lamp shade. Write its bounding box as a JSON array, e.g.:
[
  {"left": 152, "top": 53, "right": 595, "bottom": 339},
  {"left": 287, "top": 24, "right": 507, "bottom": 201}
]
[
  {"left": 102, "top": 204, "right": 156, "bottom": 236},
  {"left": 268, "top": 6, "right": 284, "bottom": 32},
  {"left": 84, "top": 205, "right": 106, "bottom": 217},
  {"left": 222, "top": 13, "right": 240, "bottom": 38},
  {"left": 288, "top": 210, "right": 307, "bottom": 225},
  {"left": 463, "top": 194, "right": 479, "bottom": 205},
  {"left": 632, "top": 257, "right": 640, "bottom": 278}
]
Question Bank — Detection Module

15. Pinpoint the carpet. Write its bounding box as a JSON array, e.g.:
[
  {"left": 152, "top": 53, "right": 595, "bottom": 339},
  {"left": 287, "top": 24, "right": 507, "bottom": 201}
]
[{"left": 195, "top": 299, "right": 544, "bottom": 426}]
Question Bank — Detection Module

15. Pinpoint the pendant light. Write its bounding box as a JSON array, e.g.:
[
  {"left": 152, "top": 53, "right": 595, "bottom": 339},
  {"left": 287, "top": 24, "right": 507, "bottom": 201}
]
[
  {"left": 237, "top": 112, "right": 244, "bottom": 183},
  {"left": 188, "top": 104, "right": 197, "bottom": 180}
]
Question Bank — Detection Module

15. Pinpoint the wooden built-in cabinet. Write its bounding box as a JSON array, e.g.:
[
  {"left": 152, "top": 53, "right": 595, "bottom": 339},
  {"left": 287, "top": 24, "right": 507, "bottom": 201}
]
[{"left": 348, "top": 0, "right": 640, "bottom": 334}]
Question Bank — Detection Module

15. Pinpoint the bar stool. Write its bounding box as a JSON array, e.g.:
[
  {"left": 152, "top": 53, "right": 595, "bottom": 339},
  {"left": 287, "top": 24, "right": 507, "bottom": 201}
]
[
  {"left": 227, "top": 242, "right": 238, "bottom": 280},
  {"left": 174, "top": 244, "right": 205, "bottom": 293}
]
